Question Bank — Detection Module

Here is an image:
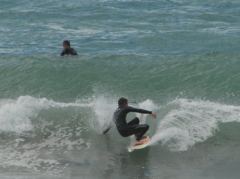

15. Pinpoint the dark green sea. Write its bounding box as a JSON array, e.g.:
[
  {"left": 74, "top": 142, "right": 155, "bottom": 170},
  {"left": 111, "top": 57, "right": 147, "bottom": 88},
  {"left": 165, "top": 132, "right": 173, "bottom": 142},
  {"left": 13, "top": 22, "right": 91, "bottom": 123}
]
[{"left": 1, "top": 0, "right": 240, "bottom": 179}]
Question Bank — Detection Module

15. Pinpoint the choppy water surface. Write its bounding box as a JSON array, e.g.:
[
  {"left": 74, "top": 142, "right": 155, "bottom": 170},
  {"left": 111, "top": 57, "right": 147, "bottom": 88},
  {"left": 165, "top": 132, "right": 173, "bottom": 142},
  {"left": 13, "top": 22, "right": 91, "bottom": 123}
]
[{"left": 1, "top": 0, "right": 240, "bottom": 179}]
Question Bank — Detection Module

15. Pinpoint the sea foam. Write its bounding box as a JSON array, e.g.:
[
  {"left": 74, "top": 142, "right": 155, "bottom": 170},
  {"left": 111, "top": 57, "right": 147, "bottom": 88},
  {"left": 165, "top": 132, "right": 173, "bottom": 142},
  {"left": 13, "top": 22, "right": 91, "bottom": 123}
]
[
  {"left": 150, "top": 98, "right": 240, "bottom": 151},
  {"left": 0, "top": 96, "right": 92, "bottom": 133}
]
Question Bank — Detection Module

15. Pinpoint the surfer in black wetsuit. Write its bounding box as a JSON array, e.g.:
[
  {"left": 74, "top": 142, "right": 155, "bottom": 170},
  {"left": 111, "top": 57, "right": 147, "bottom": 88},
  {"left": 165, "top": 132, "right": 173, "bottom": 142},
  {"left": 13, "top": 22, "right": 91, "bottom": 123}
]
[
  {"left": 60, "top": 40, "right": 78, "bottom": 56},
  {"left": 104, "top": 97, "right": 156, "bottom": 145}
]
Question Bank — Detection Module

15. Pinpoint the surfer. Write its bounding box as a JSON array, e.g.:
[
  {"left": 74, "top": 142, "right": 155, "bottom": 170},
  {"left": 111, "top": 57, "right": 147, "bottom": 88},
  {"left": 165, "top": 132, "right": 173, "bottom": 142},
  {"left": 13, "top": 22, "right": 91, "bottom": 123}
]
[
  {"left": 60, "top": 40, "right": 78, "bottom": 56},
  {"left": 104, "top": 97, "right": 156, "bottom": 145}
]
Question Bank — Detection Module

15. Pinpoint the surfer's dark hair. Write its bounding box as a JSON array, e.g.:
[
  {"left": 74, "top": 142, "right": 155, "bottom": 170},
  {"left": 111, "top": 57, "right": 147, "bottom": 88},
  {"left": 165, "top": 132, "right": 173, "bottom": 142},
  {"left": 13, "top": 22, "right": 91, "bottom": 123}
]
[
  {"left": 63, "top": 40, "right": 71, "bottom": 46},
  {"left": 118, "top": 97, "right": 128, "bottom": 107}
]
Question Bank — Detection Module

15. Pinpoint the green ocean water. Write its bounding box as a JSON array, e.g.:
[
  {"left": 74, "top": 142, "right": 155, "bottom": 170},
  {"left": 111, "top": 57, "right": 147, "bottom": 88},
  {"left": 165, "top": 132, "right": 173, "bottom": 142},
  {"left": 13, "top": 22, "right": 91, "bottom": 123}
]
[
  {"left": 1, "top": 54, "right": 240, "bottom": 102},
  {"left": 1, "top": 0, "right": 240, "bottom": 179}
]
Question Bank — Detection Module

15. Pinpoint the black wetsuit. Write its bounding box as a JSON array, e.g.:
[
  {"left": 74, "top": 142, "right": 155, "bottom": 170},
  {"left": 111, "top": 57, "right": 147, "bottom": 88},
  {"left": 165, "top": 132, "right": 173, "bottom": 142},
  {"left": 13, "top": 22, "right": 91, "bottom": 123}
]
[
  {"left": 113, "top": 106, "right": 152, "bottom": 141},
  {"left": 61, "top": 48, "right": 78, "bottom": 56}
]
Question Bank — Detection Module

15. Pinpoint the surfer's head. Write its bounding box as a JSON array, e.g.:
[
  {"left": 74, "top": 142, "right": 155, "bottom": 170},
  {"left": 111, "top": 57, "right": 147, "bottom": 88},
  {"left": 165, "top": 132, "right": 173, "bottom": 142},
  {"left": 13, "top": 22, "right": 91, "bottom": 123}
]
[
  {"left": 118, "top": 97, "right": 128, "bottom": 108},
  {"left": 63, "top": 40, "right": 71, "bottom": 49}
]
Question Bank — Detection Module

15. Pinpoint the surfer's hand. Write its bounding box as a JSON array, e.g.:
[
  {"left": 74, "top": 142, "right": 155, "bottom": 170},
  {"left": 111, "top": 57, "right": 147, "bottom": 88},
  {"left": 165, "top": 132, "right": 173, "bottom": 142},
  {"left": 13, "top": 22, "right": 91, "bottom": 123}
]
[
  {"left": 151, "top": 112, "right": 157, "bottom": 119},
  {"left": 103, "top": 127, "right": 111, "bottom": 134}
]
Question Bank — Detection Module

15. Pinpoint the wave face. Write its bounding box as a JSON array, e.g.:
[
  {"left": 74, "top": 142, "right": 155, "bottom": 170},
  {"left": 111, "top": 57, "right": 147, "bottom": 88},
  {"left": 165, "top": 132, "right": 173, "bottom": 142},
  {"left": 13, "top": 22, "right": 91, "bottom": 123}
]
[
  {"left": 0, "top": 95, "right": 156, "bottom": 173},
  {"left": 0, "top": 54, "right": 240, "bottom": 174},
  {"left": 1, "top": 54, "right": 240, "bottom": 102}
]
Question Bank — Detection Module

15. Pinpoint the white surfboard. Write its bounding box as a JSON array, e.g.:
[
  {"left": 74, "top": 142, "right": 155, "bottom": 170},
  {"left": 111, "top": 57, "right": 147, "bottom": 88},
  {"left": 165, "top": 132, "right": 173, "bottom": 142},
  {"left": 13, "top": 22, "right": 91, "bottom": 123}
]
[{"left": 128, "top": 136, "right": 151, "bottom": 152}]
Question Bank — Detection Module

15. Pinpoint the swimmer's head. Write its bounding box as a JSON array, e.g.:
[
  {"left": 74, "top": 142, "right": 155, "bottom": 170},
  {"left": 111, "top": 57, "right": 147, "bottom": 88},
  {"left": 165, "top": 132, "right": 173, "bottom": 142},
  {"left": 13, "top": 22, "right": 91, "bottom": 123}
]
[
  {"left": 118, "top": 97, "right": 128, "bottom": 108},
  {"left": 63, "top": 40, "right": 71, "bottom": 49}
]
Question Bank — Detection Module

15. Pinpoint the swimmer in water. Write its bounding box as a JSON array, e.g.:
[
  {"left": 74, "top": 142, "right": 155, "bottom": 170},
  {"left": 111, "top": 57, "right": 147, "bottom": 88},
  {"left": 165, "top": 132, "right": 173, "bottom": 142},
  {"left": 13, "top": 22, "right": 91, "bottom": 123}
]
[{"left": 60, "top": 40, "right": 78, "bottom": 56}]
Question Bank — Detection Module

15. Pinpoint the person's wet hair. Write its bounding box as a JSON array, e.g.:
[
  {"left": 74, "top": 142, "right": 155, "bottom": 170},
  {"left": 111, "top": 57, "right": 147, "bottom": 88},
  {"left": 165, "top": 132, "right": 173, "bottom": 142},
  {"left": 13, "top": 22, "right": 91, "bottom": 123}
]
[
  {"left": 63, "top": 40, "right": 71, "bottom": 47},
  {"left": 118, "top": 97, "right": 128, "bottom": 107}
]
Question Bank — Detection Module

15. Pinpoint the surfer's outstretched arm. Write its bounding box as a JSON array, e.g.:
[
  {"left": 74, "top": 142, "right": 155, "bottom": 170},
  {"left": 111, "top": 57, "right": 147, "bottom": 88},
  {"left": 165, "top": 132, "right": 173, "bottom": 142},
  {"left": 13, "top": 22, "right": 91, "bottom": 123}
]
[
  {"left": 126, "top": 106, "right": 152, "bottom": 114},
  {"left": 126, "top": 107, "right": 157, "bottom": 118}
]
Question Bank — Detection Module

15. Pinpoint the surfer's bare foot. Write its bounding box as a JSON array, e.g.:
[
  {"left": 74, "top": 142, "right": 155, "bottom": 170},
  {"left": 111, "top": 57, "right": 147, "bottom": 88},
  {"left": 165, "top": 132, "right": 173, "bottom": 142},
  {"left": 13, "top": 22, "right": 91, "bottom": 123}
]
[
  {"left": 134, "top": 136, "right": 149, "bottom": 146},
  {"left": 140, "top": 136, "right": 149, "bottom": 142},
  {"left": 142, "top": 136, "right": 148, "bottom": 140},
  {"left": 134, "top": 140, "right": 145, "bottom": 146}
]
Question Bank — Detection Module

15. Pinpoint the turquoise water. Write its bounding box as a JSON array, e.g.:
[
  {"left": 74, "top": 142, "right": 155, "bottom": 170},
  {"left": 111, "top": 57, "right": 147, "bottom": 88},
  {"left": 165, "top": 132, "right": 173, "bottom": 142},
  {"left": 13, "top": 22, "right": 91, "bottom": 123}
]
[{"left": 1, "top": 0, "right": 240, "bottom": 179}]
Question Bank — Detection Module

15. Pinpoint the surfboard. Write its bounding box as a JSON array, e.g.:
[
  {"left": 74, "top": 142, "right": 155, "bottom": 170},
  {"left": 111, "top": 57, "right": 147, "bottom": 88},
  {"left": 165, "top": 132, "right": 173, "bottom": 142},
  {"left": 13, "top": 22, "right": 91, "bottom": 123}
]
[{"left": 128, "top": 136, "right": 151, "bottom": 152}]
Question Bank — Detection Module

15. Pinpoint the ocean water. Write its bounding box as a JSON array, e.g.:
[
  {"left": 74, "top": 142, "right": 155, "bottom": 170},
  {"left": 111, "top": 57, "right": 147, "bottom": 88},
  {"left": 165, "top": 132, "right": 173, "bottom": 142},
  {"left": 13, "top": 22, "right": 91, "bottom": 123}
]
[{"left": 1, "top": 0, "right": 240, "bottom": 179}]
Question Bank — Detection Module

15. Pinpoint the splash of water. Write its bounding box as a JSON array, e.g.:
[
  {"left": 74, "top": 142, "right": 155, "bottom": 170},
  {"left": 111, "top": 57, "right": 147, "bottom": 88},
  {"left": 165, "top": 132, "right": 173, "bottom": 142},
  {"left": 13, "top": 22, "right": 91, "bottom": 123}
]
[
  {"left": 150, "top": 98, "right": 240, "bottom": 151},
  {"left": 0, "top": 96, "right": 92, "bottom": 133}
]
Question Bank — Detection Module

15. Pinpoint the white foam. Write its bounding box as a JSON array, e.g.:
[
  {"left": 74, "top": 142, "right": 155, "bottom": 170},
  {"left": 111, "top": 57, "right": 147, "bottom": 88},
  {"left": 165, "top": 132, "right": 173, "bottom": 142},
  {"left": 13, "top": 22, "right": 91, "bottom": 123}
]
[
  {"left": 0, "top": 96, "right": 92, "bottom": 133},
  {"left": 45, "top": 23, "right": 101, "bottom": 36},
  {"left": 0, "top": 121, "right": 88, "bottom": 174},
  {"left": 0, "top": 146, "right": 60, "bottom": 171},
  {"left": 200, "top": 26, "right": 240, "bottom": 35},
  {"left": 150, "top": 98, "right": 240, "bottom": 151},
  {"left": 4, "top": 95, "right": 240, "bottom": 155},
  {"left": 91, "top": 96, "right": 116, "bottom": 133}
]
